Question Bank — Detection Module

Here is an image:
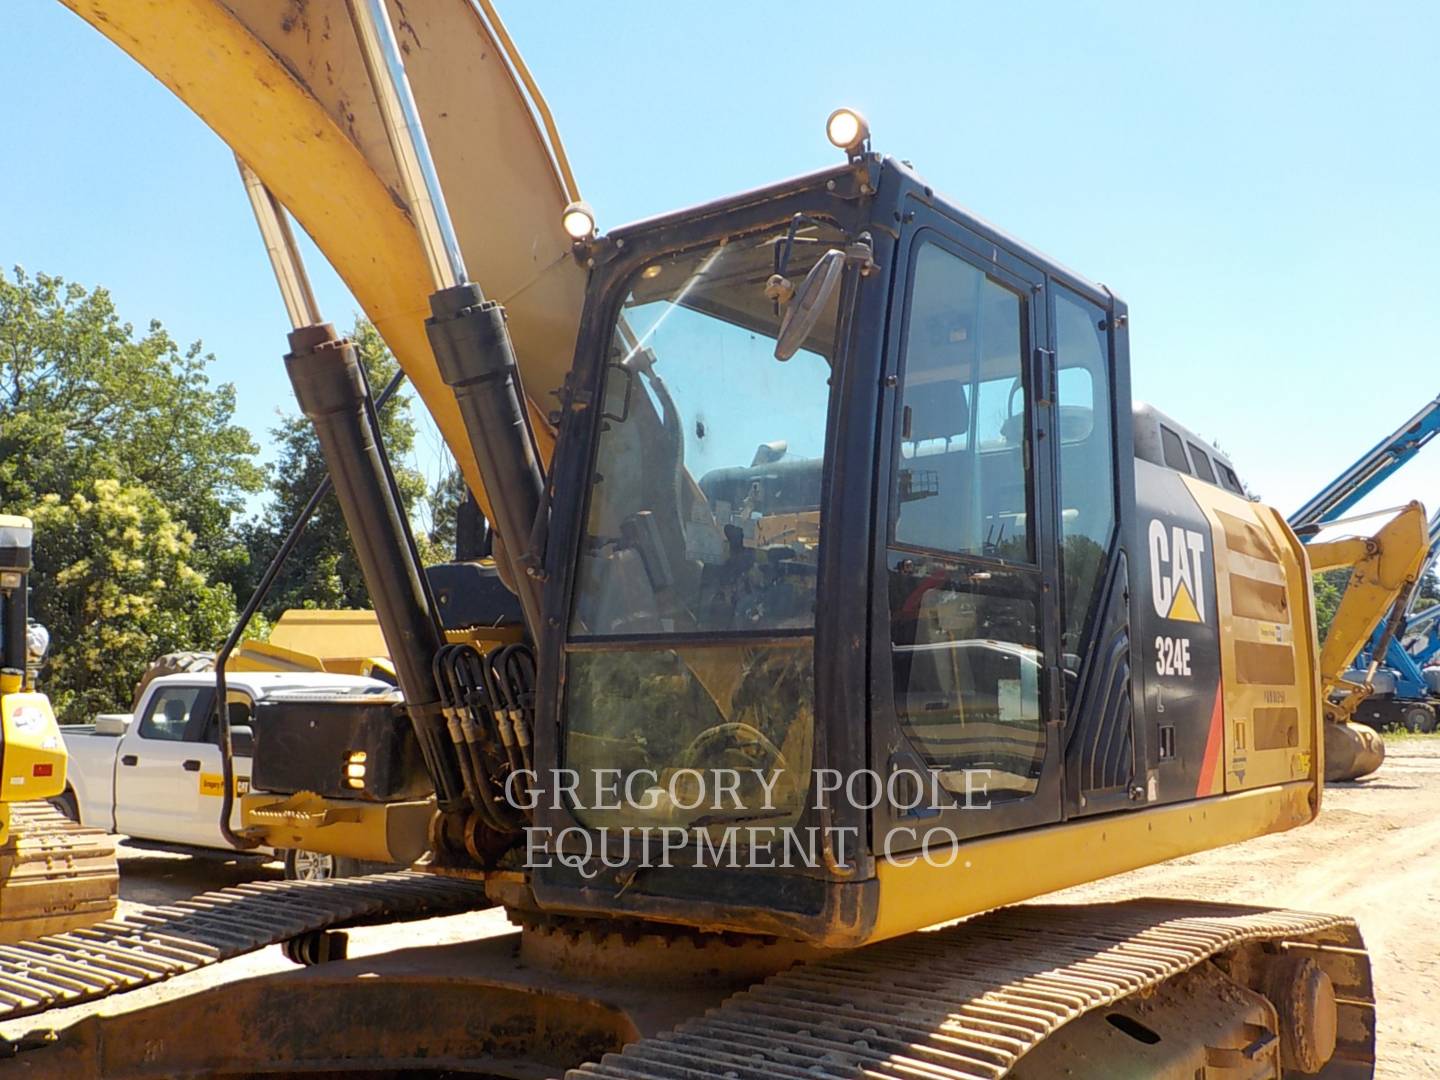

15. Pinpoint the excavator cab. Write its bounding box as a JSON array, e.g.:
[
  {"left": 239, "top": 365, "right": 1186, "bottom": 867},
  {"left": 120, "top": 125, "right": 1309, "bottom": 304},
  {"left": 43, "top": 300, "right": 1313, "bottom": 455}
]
[{"left": 519, "top": 152, "right": 1323, "bottom": 945}]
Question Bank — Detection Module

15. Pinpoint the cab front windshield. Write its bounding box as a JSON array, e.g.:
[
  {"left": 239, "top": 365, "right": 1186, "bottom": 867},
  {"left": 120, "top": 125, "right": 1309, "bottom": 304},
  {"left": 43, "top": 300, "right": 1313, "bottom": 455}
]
[{"left": 564, "top": 221, "right": 845, "bottom": 832}]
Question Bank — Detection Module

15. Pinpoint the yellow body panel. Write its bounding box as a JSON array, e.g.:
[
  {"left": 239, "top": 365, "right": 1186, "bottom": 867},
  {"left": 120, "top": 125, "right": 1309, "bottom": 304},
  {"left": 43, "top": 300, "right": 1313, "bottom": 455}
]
[
  {"left": 58, "top": 0, "right": 585, "bottom": 525},
  {"left": 268, "top": 609, "right": 390, "bottom": 658},
  {"left": 1183, "top": 478, "right": 1322, "bottom": 793},
  {"left": 871, "top": 781, "right": 1314, "bottom": 942},
  {"left": 227, "top": 608, "right": 522, "bottom": 676},
  {"left": 0, "top": 691, "right": 66, "bottom": 804}
]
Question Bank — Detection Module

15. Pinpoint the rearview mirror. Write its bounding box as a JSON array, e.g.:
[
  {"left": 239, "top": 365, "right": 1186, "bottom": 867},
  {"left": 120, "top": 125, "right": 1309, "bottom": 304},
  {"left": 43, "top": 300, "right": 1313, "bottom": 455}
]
[{"left": 774, "top": 248, "right": 844, "bottom": 361}]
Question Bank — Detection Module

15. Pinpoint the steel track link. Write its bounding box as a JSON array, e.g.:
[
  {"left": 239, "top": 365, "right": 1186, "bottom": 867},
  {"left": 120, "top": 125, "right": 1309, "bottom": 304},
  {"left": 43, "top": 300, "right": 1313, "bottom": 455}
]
[
  {"left": 566, "top": 900, "right": 1375, "bottom": 1080},
  {"left": 0, "top": 870, "right": 488, "bottom": 1020}
]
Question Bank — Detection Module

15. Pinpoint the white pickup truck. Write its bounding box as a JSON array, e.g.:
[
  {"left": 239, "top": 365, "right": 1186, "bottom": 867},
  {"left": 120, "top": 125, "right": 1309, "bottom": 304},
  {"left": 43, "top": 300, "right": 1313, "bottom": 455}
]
[{"left": 57, "top": 670, "right": 392, "bottom": 876}]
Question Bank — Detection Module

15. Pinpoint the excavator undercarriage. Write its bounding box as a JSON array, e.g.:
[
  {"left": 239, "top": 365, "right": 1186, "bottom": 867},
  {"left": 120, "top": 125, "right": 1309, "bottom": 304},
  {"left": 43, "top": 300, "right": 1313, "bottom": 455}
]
[{"left": 4, "top": 889, "right": 1372, "bottom": 1079}]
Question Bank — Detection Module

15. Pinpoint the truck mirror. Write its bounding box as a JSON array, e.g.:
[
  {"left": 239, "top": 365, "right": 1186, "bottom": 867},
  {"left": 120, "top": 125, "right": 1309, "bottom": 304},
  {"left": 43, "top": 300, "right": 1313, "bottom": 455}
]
[
  {"left": 774, "top": 248, "right": 844, "bottom": 361},
  {"left": 229, "top": 725, "right": 254, "bottom": 757}
]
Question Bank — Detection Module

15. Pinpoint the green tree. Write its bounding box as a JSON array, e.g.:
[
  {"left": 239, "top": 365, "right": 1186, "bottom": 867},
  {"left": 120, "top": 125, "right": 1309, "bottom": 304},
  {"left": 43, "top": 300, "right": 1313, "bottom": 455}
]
[
  {"left": 29, "top": 481, "right": 238, "bottom": 720},
  {"left": 0, "top": 268, "right": 263, "bottom": 575},
  {"left": 1312, "top": 568, "right": 1351, "bottom": 643},
  {"left": 240, "top": 318, "right": 429, "bottom": 618},
  {"left": 1, "top": 267, "right": 263, "bottom": 717},
  {"left": 1413, "top": 566, "right": 1440, "bottom": 613},
  {"left": 426, "top": 466, "right": 467, "bottom": 559}
]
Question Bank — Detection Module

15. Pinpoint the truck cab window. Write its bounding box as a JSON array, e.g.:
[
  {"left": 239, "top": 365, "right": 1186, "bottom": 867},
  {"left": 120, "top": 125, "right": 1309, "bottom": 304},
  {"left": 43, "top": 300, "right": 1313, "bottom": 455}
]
[{"left": 139, "top": 686, "right": 212, "bottom": 742}]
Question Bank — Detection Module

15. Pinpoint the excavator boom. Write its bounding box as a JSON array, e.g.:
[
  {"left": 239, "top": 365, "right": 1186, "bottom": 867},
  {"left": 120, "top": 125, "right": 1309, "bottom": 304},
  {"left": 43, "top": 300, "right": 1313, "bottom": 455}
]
[{"left": 57, "top": 0, "right": 584, "bottom": 528}]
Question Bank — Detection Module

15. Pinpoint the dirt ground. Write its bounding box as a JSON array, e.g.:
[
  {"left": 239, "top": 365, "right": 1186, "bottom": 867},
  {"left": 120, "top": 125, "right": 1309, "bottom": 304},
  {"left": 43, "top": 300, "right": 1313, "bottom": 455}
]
[{"left": 5, "top": 742, "right": 1438, "bottom": 1075}]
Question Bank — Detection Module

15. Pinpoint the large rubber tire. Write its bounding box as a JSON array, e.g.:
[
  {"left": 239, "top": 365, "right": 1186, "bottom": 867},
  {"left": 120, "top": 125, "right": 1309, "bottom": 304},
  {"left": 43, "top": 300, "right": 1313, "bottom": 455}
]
[
  {"left": 1400, "top": 702, "right": 1438, "bottom": 734},
  {"left": 1324, "top": 721, "right": 1386, "bottom": 782},
  {"left": 132, "top": 650, "right": 216, "bottom": 709}
]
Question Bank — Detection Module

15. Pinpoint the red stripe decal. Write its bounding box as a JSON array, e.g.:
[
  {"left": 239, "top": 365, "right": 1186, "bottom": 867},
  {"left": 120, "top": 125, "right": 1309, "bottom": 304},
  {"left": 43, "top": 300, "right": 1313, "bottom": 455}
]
[{"left": 1196, "top": 683, "right": 1225, "bottom": 796}]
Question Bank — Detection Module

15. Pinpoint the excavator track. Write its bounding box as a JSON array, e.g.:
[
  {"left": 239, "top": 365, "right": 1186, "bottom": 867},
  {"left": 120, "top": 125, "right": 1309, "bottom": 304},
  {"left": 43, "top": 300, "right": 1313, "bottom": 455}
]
[
  {"left": 0, "top": 803, "right": 117, "bottom": 944},
  {"left": 569, "top": 900, "right": 1376, "bottom": 1079},
  {"left": 0, "top": 870, "right": 487, "bottom": 1022}
]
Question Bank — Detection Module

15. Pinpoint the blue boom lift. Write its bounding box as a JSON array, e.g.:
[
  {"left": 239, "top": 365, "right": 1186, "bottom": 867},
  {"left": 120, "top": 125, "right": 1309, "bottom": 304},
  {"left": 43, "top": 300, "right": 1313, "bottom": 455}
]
[{"left": 1291, "top": 394, "right": 1440, "bottom": 732}]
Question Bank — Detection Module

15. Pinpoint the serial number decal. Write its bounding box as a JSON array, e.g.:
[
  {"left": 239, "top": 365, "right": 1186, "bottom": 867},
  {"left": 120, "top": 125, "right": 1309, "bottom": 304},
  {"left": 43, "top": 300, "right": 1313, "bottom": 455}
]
[{"left": 1155, "top": 635, "right": 1193, "bottom": 677}]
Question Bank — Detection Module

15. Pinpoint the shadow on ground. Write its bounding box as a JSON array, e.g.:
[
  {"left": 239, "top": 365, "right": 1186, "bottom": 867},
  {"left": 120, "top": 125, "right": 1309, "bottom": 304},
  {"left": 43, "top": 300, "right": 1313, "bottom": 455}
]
[{"left": 115, "top": 839, "right": 283, "bottom": 907}]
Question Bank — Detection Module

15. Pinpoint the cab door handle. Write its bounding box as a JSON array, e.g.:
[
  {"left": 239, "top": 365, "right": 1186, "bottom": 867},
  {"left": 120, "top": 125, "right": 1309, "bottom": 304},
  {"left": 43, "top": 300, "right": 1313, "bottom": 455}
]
[
  {"left": 182, "top": 760, "right": 201, "bottom": 772},
  {"left": 120, "top": 755, "right": 138, "bottom": 767}
]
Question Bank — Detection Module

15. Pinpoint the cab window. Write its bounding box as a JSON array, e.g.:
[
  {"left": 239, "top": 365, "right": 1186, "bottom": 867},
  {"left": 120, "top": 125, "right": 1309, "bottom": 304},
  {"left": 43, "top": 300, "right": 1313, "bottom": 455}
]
[
  {"left": 1053, "top": 286, "right": 1117, "bottom": 657},
  {"left": 893, "top": 241, "right": 1032, "bottom": 563},
  {"left": 138, "top": 685, "right": 212, "bottom": 742},
  {"left": 888, "top": 238, "right": 1045, "bottom": 804}
]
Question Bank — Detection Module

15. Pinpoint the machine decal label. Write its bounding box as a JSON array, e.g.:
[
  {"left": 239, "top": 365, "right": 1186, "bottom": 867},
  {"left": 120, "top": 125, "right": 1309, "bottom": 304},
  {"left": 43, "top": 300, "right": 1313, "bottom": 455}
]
[
  {"left": 1148, "top": 519, "right": 1207, "bottom": 623},
  {"left": 1154, "top": 635, "right": 1193, "bottom": 677},
  {"left": 199, "top": 774, "right": 250, "bottom": 797}
]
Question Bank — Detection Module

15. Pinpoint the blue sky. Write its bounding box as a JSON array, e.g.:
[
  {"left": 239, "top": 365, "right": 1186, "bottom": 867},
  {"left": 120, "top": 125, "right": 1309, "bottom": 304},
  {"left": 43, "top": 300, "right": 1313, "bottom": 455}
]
[{"left": 5, "top": 0, "right": 1439, "bottom": 526}]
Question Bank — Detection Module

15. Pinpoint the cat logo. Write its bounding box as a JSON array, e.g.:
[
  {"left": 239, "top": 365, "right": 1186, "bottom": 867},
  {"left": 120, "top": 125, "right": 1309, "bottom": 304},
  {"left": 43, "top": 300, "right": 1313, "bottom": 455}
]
[{"left": 1148, "top": 519, "right": 1207, "bottom": 624}]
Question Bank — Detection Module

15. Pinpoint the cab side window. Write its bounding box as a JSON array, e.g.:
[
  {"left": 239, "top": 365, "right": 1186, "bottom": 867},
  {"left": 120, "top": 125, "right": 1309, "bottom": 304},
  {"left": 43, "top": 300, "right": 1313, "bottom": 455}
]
[
  {"left": 889, "top": 238, "right": 1046, "bottom": 804},
  {"left": 1053, "top": 287, "right": 1117, "bottom": 655},
  {"left": 138, "top": 686, "right": 212, "bottom": 742},
  {"left": 893, "top": 242, "right": 1032, "bottom": 562}
]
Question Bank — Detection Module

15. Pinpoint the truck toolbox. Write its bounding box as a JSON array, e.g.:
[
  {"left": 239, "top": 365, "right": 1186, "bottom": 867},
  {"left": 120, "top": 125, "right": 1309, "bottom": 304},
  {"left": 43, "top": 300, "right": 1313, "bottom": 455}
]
[{"left": 252, "top": 689, "right": 431, "bottom": 802}]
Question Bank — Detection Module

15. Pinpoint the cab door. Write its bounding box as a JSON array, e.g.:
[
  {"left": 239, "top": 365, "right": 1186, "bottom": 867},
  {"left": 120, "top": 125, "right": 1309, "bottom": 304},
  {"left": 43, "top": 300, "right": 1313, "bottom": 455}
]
[{"left": 872, "top": 211, "right": 1066, "bottom": 853}]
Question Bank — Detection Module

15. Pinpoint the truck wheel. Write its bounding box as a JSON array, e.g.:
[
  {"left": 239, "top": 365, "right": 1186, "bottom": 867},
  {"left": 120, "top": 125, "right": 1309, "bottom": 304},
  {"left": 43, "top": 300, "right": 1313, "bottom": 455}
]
[
  {"left": 48, "top": 789, "right": 79, "bottom": 824},
  {"left": 283, "top": 849, "right": 364, "bottom": 881},
  {"left": 132, "top": 651, "right": 216, "bottom": 709}
]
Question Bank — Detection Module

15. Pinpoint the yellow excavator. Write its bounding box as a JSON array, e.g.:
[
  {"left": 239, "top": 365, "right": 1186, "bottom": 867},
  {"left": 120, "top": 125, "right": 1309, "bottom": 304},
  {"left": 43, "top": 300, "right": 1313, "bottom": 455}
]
[
  {"left": 0, "top": 516, "right": 117, "bottom": 940},
  {"left": 6, "top": 2, "right": 1426, "bottom": 1076}
]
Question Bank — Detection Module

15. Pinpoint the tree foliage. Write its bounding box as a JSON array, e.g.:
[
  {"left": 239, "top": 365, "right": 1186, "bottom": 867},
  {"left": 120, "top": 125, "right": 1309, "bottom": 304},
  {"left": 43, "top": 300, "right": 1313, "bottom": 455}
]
[
  {"left": 1413, "top": 567, "right": 1440, "bottom": 613},
  {"left": 426, "top": 466, "right": 467, "bottom": 560},
  {"left": 29, "top": 481, "right": 237, "bottom": 721},
  {"left": 0, "top": 267, "right": 262, "bottom": 718},
  {"left": 0, "top": 268, "right": 262, "bottom": 574},
  {"left": 1312, "top": 567, "right": 1350, "bottom": 643},
  {"left": 239, "top": 318, "right": 431, "bottom": 619}
]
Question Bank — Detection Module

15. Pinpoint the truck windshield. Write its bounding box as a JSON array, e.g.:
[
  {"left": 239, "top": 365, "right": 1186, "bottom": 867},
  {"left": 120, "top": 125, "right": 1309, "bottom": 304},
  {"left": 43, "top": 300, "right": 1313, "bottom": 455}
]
[{"left": 563, "top": 221, "right": 845, "bottom": 834}]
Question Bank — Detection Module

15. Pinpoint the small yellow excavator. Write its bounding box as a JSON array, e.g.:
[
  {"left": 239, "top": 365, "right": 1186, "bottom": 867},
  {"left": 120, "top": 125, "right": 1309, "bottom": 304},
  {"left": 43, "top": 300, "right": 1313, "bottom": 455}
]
[
  {"left": 5, "top": 2, "right": 1425, "bottom": 1077},
  {"left": 0, "top": 515, "right": 117, "bottom": 940}
]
